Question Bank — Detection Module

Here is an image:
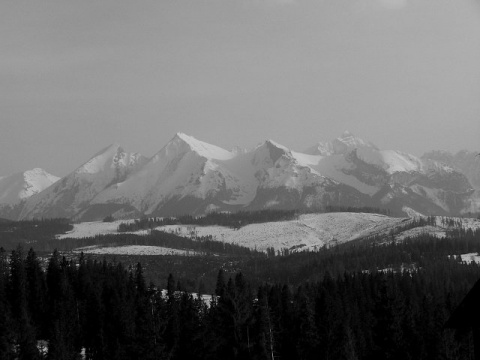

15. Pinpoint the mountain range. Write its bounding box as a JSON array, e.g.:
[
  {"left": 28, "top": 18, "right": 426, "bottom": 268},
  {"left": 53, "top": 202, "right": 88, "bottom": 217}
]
[{"left": 1, "top": 131, "right": 478, "bottom": 221}]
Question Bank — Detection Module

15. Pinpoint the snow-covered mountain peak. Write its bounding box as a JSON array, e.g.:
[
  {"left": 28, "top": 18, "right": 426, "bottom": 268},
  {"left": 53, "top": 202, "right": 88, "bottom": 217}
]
[
  {"left": 77, "top": 143, "right": 124, "bottom": 175},
  {"left": 7, "top": 132, "right": 478, "bottom": 221},
  {"left": 265, "top": 139, "right": 289, "bottom": 151},
  {"left": 0, "top": 168, "right": 59, "bottom": 205},
  {"left": 24, "top": 168, "right": 57, "bottom": 179},
  {"left": 252, "top": 140, "right": 292, "bottom": 167},
  {"left": 340, "top": 130, "right": 353, "bottom": 138},
  {"left": 165, "top": 133, "right": 233, "bottom": 161},
  {"left": 304, "top": 131, "right": 377, "bottom": 156},
  {"left": 74, "top": 144, "right": 147, "bottom": 176},
  {"left": 303, "top": 142, "right": 334, "bottom": 156},
  {"left": 333, "top": 131, "right": 378, "bottom": 154},
  {"left": 91, "top": 143, "right": 123, "bottom": 159}
]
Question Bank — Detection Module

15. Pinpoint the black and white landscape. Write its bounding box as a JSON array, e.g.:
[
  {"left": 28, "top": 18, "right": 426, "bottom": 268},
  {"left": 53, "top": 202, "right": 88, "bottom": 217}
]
[{"left": 2, "top": 0, "right": 480, "bottom": 359}]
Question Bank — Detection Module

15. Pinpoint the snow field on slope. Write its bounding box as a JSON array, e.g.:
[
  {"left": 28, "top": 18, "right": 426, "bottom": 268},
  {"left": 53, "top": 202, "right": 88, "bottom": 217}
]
[
  {"left": 73, "top": 245, "right": 194, "bottom": 256},
  {"left": 57, "top": 213, "right": 407, "bottom": 252},
  {"left": 393, "top": 216, "right": 480, "bottom": 242},
  {"left": 56, "top": 220, "right": 143, "bottom": 239},
  {"left": 394, "top": 226, "right": 446, "bottom": 241},
  {"left": 56, "top": 214, "right": 480, "bottom": 255},
  {"left": 157, "top": 213, "right": 407, "bottom": 252}
]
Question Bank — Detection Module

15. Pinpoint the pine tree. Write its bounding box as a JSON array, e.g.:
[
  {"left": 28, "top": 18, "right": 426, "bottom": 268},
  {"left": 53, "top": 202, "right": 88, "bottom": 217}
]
[
  {"left": 215, "top": 269, "right": 226, "bottom": 297},
  {"left": 0, "top": 247, "right": 14, "bottom": 359},
  {"left": 8, "top": 245, "right": 39, "bottom": 360},
  {"left": 25, "top": 248, "right": 47, "bottom": 338}
]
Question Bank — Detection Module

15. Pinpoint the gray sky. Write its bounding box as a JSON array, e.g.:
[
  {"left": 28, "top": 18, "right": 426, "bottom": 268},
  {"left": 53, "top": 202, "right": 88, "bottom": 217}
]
[{"left": 2, "top": 0, "right": 480, "bottom": 177}]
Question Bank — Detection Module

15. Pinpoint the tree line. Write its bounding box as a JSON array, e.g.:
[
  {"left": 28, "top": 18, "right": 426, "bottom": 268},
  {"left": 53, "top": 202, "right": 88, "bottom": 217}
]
[
  {"left": 52, "top": 231, "right": 262, "bottom": 256},
  {"left": 0, "top": 219, "right": 72, "bottom": 249},
  {"left": 83, "top": 221, "right": 480, "bottom": 297},
  {"left": 117, "top": 207, "right": 396, "bottom": 233},
  {"left": 117, "top": 209, "right": 299, "bottom": 232}
]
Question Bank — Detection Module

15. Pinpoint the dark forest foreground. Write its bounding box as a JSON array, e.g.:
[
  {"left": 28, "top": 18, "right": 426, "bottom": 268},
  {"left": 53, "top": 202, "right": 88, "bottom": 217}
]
[{"left": 2, "top": 239, "right": 480, "bottom": 360}]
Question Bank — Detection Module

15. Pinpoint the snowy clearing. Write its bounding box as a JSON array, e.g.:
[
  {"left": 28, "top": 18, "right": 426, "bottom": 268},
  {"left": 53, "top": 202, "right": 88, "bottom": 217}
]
[
  {"left": 57, "top": 220, "right": 147, "bottom": 239},
  {"left": 57, "top": 214, "right": 480, "bottom": 254},
  {"left": 73, "top": 245, "right": 196, "bottom": 256},
  {"left": 451, "top": 253, "right": 480, "bottom": 264},
  {"left": 157, "top": 213, "right": 406, "bottom": 252}
]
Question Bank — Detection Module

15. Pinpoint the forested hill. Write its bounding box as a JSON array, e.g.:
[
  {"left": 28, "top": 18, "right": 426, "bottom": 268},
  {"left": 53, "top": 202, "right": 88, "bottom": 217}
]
[
  {"left": 1, "top": 244, "right": 480, "bottom": 359},
  {"left": 0, "top": 218, "right": 72, "bottom": 248}
]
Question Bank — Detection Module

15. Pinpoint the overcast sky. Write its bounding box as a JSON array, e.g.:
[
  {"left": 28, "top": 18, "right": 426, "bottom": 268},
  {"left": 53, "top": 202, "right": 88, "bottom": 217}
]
[{"left": 1, "top": 0, "right": 480, "bottom": 177}]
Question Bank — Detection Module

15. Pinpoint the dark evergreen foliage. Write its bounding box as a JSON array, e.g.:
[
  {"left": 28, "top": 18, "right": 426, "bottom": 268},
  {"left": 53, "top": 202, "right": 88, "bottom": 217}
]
[
  {"left": 1, "top": 219, "right": 480, "bottom": 358},
  {"left": 0, "top": 246, "right": 478, "bottom": 359},
  {"left": 0, "top": 219, "right": 72, "bottom": 250}
]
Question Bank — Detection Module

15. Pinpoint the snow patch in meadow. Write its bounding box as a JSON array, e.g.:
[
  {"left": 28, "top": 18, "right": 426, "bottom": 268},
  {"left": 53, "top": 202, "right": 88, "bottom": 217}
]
[
  {"left": 73, "top": 245, "right": 194, "bottom": 256},
  {"left": 57, "top": 220, "right": 146, "bottom": 239},
  {"left": 451, "top": 253, "right": 480, "bottom": 264}
]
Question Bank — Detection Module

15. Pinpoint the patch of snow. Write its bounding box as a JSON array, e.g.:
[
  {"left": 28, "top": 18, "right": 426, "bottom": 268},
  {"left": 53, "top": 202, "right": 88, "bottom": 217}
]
[
  {"left": 451, "top": 253, "right": 480, "bottom": 264},
  {"left": 394, "top": 225, "right": 446, "bottom": 241},
  {"left": 374, "top": 263, "right": 418, "bottom": 274},
  {"left": 73, "top": 245, "right": 195, "bottom": 256},
  {"left": 175, "top": 133, "right": 234, "bottom": 161},
  {"left": 311, "top": 155, "right": 380, "bottom": 195},
  {"left": 159, "top": 289, "right": 214, "bottom": 307},
  {"left": 402, "top": 206, "right": 424, "bottom": 218},
  {"left": 378, "top": 150, "right": 423, "bottom": 174},
  {"left": 56, "top": 220, "right": 143, "bottom": 239}
]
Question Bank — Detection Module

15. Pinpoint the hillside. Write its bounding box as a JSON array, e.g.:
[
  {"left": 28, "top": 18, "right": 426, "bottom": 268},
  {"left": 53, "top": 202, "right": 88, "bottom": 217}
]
[{"left": 56, "top": 212, "right": 480, "bottom": 254}]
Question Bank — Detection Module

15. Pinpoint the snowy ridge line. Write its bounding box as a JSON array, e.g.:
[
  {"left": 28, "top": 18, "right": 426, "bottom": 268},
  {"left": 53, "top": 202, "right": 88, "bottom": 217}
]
[{"left": 4, "top": 131, "right": 477, "bottom": 222}]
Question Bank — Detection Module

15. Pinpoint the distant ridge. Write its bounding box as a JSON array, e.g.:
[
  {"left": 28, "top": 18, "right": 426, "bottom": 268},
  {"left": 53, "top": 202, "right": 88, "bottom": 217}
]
[{"left": 0, "top": 132, "right": 478, "bottom": 221}]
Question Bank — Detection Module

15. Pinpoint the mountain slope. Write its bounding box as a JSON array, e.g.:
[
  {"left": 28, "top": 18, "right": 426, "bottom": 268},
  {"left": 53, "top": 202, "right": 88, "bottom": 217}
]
[
  {"left": 0, "top": 169, "right": 59, "bottom": 219},
  {"left": 422, "top": 150, "right": 480, "bottom": 214},
  {"left": 9, "top": 131, "right": 478, "bottom": 220},
  {"left": 305, "top": 132, "right": 475, "bottom": 215},
  {"left": 20, "top": 144, "right": 147, "bottom": 220}
]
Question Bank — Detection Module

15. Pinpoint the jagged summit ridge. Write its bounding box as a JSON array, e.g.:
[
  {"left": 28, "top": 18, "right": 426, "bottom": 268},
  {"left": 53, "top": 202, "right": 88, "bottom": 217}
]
[
  {"left": 18, "top": 144, "right": 148, "bottom": 220},
  {"left": 0, "top": 131, "right": 477, "bottom": 220},
  {"left": 168, "top": 133, "right": 234, "bottom": 161},
  {"left": 304, "top": 130, "right": 378, "bottom": 156}
]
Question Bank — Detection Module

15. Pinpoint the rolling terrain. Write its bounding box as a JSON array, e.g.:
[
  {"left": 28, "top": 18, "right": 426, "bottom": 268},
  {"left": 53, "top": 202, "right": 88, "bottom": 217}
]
[{"left": 57, "top": 212, "right": 480, "bottom": 254}]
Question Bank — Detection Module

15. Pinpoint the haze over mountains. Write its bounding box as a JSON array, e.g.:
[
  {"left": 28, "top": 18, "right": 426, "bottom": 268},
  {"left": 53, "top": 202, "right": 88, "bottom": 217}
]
[{"left": 1, "top": 132, "right": 478, "bottom": 221}]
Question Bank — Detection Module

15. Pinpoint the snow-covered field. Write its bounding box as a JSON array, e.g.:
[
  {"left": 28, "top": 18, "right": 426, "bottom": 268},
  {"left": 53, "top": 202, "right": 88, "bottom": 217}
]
[
  {"left": 57, "top": 220, "right": 148, "bottom": 239},
  {"left": 158, "top": 213, "right": 406, "bottom": 252},
  {"left": 73, "top": 245, "right": 195, "bottom": 256},
  {"left": 58, "top": 214, "right": 480, "bottom": 254}
]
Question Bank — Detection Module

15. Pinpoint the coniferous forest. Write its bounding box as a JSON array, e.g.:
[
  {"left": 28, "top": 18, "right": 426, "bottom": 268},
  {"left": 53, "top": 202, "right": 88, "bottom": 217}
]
[{"left": 1, "top": 238, "right": 480, "bottom": 359}]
